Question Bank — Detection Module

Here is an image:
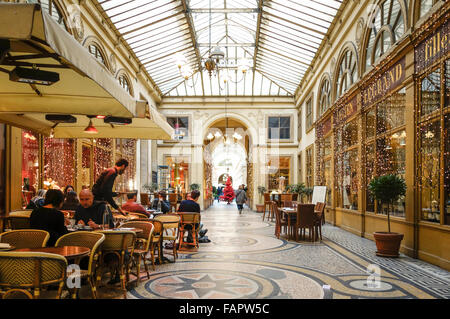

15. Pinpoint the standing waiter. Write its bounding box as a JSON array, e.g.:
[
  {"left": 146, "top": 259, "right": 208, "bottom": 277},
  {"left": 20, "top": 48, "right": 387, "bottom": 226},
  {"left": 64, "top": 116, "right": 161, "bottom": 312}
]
[{"left": 92, "top": 158, "right": 128, "bottom": 215}]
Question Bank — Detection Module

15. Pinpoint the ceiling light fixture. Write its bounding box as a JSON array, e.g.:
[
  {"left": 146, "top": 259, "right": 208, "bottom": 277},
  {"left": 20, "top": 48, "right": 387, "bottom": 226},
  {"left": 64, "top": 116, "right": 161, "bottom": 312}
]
[{"left": 84, "top": 119, "right": 98, "bottom": 134}]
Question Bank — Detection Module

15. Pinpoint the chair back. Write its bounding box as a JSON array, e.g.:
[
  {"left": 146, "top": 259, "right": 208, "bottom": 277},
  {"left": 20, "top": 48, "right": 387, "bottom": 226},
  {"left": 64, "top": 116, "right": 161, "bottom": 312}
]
[
  {"left": 296, "top": 204, "right": 316, "bottom": 228},
  {"left": 155, "top": 214, "right": 180, "bottom": 239},
  {"left": 292, "top": 193, "right": 298, "bottom": 201},
  {"left": 140, "top": 193, "right": 150, "bottom": 206},
  {"left": 97, "top": 231, "right": 136, "bottom": 253},
  {"left": 129, "top": 212, "right": 149, "bottom": 219},
  {"left": 178, "top": 212, "right": 201, "bottom": 224},
  {"left": 280, "top": 194, "right": 293, "bottom": 202},
  {"left": 272, "top": 201, "right": 282, "bottom": 225},
  {"left": 282, "top": 200, "right": 294, "bottom": 208},
  {"left": 0, "top": 251, "right": 67, "bottom": 298},
  {"left": 8, "top": 210, "right": 33, "bottom": 218},
  {"left": 55, "top": 232, "right": 105, "bottom": 275},
  {"left": 120, "top": 221, "right": 154, "bottom": 243},
  {"left": 263, "top": 193, "right": 271, "bottom": 202},
  {"left": 7, "top": 216, "right": 31, "bottom": 230},
  {"left": 315, "top": 202, "right": 326, "bottom": 224},
  {"left": 147, "top": 219, "right": 163, "bottom": 242},
  {"left": 0, "top": 230, "right": 49, "bottom": 248},
  {"left": 168, "top": 193, "right": 177, "bottom": 203}
]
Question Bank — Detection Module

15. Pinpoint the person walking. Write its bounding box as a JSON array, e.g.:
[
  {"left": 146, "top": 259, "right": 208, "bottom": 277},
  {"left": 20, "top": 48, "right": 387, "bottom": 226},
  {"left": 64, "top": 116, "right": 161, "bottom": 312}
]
[
  {"left": 235, "top": 185, "right": 248, "bottom": 215},
  {"left": 92, "top": 158, "right": 128, "bottom": 215}
]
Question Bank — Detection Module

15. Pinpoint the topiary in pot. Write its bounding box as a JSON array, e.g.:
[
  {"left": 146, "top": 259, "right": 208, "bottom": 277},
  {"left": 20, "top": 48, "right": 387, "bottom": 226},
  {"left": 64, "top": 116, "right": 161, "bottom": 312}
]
[{"left": 368, "top": 174, "right": 406, "bottom": 257}]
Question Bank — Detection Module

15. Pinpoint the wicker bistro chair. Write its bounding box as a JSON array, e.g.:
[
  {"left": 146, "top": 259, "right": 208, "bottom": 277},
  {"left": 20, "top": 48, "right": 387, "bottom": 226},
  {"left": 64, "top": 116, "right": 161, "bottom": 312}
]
[
  {"left": 95, "top": 230, "right": 136, "bottom": 299},
  {"left": 154, "top": 214, "right": 180, "bottom": 262},
  {"left": 119, "top": 221, "right": 154, "bottom": 282},
  {"left": 146, "top": 220, "right": 163, "bottom": 270},
  {"left": 177, "top": 212, "right": 201, "bottom": 249},
  {"left": 273, "top": 201, "right": 288, "bottom": 239},
  {"left": 295, "top": 204, "right": 317, "bottom": 242},
  {"left": 55, "top": 232, "right": 105, "bottom": 299},
  {"left": 0, "top": 230, "right": 49, "bottom": 249},
  {"left": 313, "top": 202, "right": 326, "bottom": 241},
  {"left": 129, "top": 212, "right": 150, "bottom": 219},
  {"left": 0, "top": 251, "right": 67, "bottom": 299}
]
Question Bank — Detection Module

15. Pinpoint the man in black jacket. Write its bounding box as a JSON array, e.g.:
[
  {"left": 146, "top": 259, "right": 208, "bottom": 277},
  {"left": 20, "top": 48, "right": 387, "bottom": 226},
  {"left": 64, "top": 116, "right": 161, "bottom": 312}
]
[
  {"left": 152, "top": 190, "right": 171, "bottom": 213},
  {"left": 178, "top": 190, "right": 207, "bottom": 242},
  {"left": 74, "top": 189, "right": 114, "bottom": 229},
  {"left": 92, "top": 159, "right": 128, "bottom": 215}
]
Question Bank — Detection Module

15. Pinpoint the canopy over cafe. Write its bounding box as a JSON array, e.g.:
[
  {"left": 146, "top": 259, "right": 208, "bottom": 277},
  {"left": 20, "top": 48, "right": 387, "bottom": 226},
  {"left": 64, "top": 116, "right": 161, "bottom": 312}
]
[
  {"left": 0, "top": 4, "right": 173, "bottom": 227},
  {"left": 314, "top": 8, "right": 449, "bottom": 270}
]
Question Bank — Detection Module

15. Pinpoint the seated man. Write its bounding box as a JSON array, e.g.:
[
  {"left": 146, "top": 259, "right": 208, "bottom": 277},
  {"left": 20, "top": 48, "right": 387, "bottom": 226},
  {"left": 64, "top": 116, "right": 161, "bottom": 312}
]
[
  {"left": 177, "top": 190, "right": 208, "bottom": 242},
  {"left": 121, "top": 192, "right": 149, "bottom": 216},
  {"left": 152, "top": 190, "right": 171, "bottom": 213},
  {"left": 74, "top": 189, "right": 114, "bottom": 229}
]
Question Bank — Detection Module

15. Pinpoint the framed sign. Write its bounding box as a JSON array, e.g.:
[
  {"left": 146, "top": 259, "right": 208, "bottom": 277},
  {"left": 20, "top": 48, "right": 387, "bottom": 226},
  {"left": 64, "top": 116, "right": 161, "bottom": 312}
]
[{"left": 312, "top": 186, "right": 327, "bottom": 205}]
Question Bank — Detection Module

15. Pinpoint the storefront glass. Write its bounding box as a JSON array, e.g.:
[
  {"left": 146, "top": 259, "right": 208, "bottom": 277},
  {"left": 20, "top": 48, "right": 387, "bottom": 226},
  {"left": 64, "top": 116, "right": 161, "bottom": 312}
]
[
  {"left": 21, "top": 130, "right": 39, "bottom": 194},
  {"left": 268, "top": 156, "right": 290, "bottom": 191},
  {"left": 43, "top": 138, "right": 75, "bottom": 190}
]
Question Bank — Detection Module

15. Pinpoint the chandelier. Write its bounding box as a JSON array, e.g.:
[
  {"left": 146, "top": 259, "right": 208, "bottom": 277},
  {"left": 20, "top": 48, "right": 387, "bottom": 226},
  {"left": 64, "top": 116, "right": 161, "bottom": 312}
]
[{"left": 175, "top": 0, "right": 251, "bottom": 86}]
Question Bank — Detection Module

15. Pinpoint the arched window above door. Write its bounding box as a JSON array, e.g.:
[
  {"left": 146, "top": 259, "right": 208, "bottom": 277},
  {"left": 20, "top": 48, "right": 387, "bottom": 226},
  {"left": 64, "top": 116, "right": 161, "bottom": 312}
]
[
  {"left": 32, "top": 0, "right": 68, "bottom": 30},
  {"left": 364, "top": 0, "right": 407, "bottom": 72},
  {"left": 118, "top": 73, "right": 133, "bottom": 97},
  {"left": 318, "top": 74, "right": 331, "bottom": 117},
  {"left": 335, "top": 45, "right": 358, "bottom": 100}
]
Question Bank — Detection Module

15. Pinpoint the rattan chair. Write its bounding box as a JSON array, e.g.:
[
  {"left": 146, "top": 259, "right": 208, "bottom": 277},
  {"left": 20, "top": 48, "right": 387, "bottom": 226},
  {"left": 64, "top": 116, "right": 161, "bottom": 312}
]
[
  {"left": 146, "top": 219, "right": 163, "bottom": 270},
  {"left": 55, "top": 232, "right": 105, "bottom": 299},
  {"left": 119, "top": 221, "right": 154, "bottom": 282},
  {"left": 0, "top": 230, "right": 49, "bottom": 248},
  {"left": 95, "top": 230, "right": 136, "bottom": 299},
  {"left": 154, "top": 214, "right": 180, "bottom": 262},
  {"left": 129, "top": 212, "right": 149, "bottom": 219},
  {"left": 177, "top": 212, "right": 201, "bottom": 249},
  {"left": 0, "top": 251, "right": 67, "bottom": 299},
  {"left": 168, "top": 193, "right": 178, "bottom": 212}
]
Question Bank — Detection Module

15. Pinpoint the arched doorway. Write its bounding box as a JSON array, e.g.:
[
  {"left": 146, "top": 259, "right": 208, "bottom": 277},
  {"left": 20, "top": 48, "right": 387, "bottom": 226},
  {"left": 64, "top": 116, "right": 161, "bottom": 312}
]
[{"left": 203, "top": 116, "right": 253, "bottom": 208}]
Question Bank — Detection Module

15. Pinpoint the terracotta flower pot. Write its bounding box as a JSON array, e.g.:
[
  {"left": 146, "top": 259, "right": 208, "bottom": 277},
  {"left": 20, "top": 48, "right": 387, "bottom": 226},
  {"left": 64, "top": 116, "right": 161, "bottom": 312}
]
[
  {"left": 373, "top": 232, "right": 404, "bottom": 257},
  {"left": 256, "top": 204, "right": 264, "bottom": 213}
]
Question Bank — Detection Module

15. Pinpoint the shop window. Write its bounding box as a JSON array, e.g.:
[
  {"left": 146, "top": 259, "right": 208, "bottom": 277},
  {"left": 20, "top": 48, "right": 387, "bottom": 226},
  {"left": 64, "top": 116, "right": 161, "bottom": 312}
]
[
  {"left": 421, "top": 69, "right": 441, "bottom": 117},
  {"left": 305, "top": 147, "right": 314, "bottom": 188},
  {"left": 167, "top": 117, "right": 189, "bottom": 140},
  {"left": 43, "top": 138, "right": 75, "bottom": 190},
  {"left": 268, "top": 116, "right": 290, "bottom": 140},
  {"left": 420, "top": 121, "right": 441, "bottom": 222},
  {"left": 93, "top": 138, "right": 112, "bottom": 182},
  {"left": 306, "top": 99, "right": 313, "bottom": 131},
  {"left": 365, "top": 87, "right": 406, "bottom": 216},
  {"left": 0, "top": 124, "right": 5, "bottom": 215},
  {"left": 365, "top": 0, "right": 406, "bottom": 71},
  {"left": 118, "top": 74, "right": 133, "bottom": 96},
  {"left": 323, "top": 159, "right": 332, "bottom": 206},
  {"left": 268, "top": 156, "right": 290, "bottom": 191},
  {"left": 342, "top": 148, "right": 359, "bottom": 210},
  {"left": 319, "top": 78, "right": 331, "bottom": 117},
  {"left": 336, "top": 48, "right": 358, "bottom": 99},
  {"left": 444, "top": 114, "right": 450, "bottom": 225},
  {"left": 166, "top": 157, "right": 189, "bottom": 194},
  {"left": 21, "top": 130, "right": 39, "bottom": 198},
  {"left": 81, "top": 144, "right": 91, "bottom": 189}
]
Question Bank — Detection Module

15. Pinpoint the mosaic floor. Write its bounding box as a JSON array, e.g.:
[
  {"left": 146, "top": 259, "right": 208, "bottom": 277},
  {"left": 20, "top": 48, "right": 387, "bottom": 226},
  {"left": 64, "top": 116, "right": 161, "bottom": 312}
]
[{"left": 89, "top": 202, "right": 449, "bottom": 299}]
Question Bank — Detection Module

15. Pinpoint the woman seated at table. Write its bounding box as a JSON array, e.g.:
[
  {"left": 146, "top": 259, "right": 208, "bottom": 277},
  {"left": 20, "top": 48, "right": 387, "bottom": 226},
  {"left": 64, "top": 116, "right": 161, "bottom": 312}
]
[
  {"left": 30, "top": 189, "right": 69, "bottom": 246},
  {"left": 152, "top": 190, "right": 170, "bottom": 213},
  {"left": 61, "top": 190, "right": 80, "bottom": 211}
]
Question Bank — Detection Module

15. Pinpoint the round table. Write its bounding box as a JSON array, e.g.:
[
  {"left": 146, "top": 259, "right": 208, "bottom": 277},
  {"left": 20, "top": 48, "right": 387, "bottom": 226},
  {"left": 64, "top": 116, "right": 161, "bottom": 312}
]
[
  {"left": 14, "top": 246, "right": 90, "bottom": 260},
  {"left": 106, "top": 227, "right": 143, "bottom": 234}
]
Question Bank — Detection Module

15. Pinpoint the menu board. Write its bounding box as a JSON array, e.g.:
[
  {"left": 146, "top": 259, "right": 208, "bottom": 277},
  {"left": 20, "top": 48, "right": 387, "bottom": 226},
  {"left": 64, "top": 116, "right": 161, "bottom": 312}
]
[{"left": 312, "top": 186, "right": 327, "bottom": 205}]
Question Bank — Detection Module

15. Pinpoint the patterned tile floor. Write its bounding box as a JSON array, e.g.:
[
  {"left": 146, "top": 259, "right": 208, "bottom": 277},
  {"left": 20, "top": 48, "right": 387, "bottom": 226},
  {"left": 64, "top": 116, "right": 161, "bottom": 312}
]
[{"left": 86, "top": 202, "right": 449, "bottom": 299}]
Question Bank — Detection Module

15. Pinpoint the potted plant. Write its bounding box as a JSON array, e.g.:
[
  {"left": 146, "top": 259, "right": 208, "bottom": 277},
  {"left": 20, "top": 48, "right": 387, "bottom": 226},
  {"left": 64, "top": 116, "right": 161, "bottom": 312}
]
[
  {"left": 256, "top": 186, "right": 266, "bottom": 212},
  {"left": 368, "top": 174, "right": 407, "bottom": 257},
  {"left": 143, "top": 183, "right": 158, "bottom": 193},
  {"left": 303, "top": 187, "right": 314, "bottom": 203},
  {"left": 287, "top": 183, "right": 305, "bottom": 202},
  {"left": 189, "top": 183, "right": 200, "bottom": 191}
]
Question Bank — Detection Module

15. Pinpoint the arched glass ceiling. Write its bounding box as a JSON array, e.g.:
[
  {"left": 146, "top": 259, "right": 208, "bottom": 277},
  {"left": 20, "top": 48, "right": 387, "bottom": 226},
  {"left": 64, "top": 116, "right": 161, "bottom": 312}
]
[{"left": 96, "top": 0, "right": 343, "bottom": 97}]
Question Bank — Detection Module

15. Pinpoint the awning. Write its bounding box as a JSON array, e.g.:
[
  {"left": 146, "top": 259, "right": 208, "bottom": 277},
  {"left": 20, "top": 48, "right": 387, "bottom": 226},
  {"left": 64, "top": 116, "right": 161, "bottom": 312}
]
[
  {"left": 0, "top": 104, "right": 174, "bottom": 140},
  {"left": 0, "top": 3, "right": 136, "bottom": 117}
]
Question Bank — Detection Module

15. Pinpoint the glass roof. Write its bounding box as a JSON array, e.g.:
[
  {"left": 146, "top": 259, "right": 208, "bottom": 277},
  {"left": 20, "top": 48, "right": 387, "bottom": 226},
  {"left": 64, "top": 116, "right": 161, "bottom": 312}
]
[{"left": 97, "top": 0, "right": 343, "bottom": 97}]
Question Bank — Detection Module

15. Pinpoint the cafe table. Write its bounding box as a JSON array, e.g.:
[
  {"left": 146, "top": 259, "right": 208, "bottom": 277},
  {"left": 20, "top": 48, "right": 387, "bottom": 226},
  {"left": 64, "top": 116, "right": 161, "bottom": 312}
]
[
  {"left": 280, "top": 207, "right": 297, "bottom": 240},
  {"left": 14, "top": 246, "right": 90, "bottom": 264}
]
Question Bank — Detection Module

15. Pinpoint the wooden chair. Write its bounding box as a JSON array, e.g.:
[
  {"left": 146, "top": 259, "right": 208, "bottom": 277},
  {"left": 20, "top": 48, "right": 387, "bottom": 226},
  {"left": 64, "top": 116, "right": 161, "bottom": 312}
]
[
  {"left": 295, "top": 204, "right": 316, "bottom": 242},
  {"left": 280, "top": 194, "right": 293, "bottom": 203},
  {"left": 154, "top": 214, "right": 180, "bottom": 262},
  {"left": 262, "top": 193, "right": 272, "bottom": 221},
  {"left": 0, "top": 251, "right": 67, "bottom": 299},
  {"left": 55, "top": 232, "right": 105, "bottom": 299},
  {"left": 273, "top": 201, "right": 288, "bottom": 239},
  {"left": 146, "top": 219, "right": 163, "bottom": 270},
  {"left": 95, "top": 230, "right": 136, "bottom": 299},
  {"left": 129, "top": 212, "right": 150, "bottom": 219},
  {"left": 177, "top": 212, "right": 201, "bottom": 250},
  {"left": 282, "top": 200, "right": 295, "bottom": 208},
  {"left": 168, "top": 193, "right": 178, "bottom": 212},
  {"left": 0, "top": 230, "right": 49, "bottom": 248},
  {"left": 119, "top": 221, "right": 154, "bottom": 282},
  {"left": 314, "top": 202, "right": 326, "bottom": 241}
]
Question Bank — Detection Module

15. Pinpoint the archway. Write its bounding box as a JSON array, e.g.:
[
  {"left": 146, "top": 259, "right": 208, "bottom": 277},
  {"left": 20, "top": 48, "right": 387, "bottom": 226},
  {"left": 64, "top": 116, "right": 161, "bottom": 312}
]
[{"left": 203, "top": 116, "right": 253, "bottom": 208}]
